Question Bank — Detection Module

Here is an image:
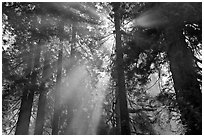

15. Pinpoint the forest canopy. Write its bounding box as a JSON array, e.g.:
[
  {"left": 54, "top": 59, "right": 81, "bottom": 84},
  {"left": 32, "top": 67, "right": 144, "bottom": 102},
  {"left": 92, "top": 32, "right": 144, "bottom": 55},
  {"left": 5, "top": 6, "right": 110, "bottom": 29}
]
[{"left": 2, "top": 2, "right": 202, "bottom": 135}]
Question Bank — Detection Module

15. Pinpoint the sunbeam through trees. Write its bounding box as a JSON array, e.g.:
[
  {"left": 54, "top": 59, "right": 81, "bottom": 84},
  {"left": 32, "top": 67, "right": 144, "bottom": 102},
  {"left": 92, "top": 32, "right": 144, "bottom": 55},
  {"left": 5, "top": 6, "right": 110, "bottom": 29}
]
[{"left": 2, "top": 2, "right": 202, "bottom": 135}]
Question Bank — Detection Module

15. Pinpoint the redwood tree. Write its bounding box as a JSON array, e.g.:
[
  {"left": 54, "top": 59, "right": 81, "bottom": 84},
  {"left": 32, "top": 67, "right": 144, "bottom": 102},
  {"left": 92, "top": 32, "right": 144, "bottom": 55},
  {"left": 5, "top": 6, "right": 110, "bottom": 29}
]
[
  {"left": 15, "top": 39, "right": 42, "bottom": 134},
  {"left": 166, "top": 26, "right": 202, "bottom": 135},
  {"left": 34, "top": 45, "right": 50, "bottom": 134},
  {"left": 112, "top": 2, "right": 131, "bottom": 135},
  {"left": 52, "top": 42, "right": 63, "bottom": 135}
]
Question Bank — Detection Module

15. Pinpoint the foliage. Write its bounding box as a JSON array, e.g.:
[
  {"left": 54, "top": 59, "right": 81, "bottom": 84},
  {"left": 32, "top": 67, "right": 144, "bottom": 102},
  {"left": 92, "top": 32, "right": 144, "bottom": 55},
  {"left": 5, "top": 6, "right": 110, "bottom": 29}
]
[{"left": 2, "top": 2, "right": 202, "bottom": 135}]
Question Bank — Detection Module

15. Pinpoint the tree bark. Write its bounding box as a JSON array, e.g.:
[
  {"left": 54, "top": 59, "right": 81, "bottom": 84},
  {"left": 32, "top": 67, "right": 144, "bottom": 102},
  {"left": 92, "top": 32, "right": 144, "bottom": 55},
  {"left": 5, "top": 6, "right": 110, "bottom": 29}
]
[
  {"left": 113, "top": 2, "right": 131, "bottom": 135},
  {"left": 52, "top": 43, "right": 63, "bottom": 135},
  {"left": 15, "top": 43, "right": 41, "bottom": 135},
  {"left": 34, "top": 48, "right": 50, "bottom": 135},
  {"left": 166, "top": 27, "right": 202, "bottom": 135}
]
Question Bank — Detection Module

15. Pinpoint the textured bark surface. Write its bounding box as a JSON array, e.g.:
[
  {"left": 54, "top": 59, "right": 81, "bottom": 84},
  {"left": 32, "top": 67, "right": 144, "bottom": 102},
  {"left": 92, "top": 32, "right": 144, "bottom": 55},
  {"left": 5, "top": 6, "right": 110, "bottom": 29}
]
[{"left": 113, "top": 2, "right": 131, "bottom": 135}]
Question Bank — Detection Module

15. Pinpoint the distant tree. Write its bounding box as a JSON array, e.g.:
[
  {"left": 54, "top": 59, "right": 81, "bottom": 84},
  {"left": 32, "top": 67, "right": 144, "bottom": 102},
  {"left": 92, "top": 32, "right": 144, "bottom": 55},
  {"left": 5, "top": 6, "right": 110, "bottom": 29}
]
[
  {"left": 2, "top": 2, "right": 201, "bottom": 135},
  {"left": 34, "top": 43, "right": 50, "bottom": 135}
]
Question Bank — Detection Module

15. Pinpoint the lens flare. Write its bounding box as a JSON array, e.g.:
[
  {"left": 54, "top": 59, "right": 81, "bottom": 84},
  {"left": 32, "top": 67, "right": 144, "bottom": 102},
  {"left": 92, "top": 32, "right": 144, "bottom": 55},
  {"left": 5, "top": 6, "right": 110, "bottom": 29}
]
[{"left": 133, "top": 10, "right": 168, "bottom": 28}]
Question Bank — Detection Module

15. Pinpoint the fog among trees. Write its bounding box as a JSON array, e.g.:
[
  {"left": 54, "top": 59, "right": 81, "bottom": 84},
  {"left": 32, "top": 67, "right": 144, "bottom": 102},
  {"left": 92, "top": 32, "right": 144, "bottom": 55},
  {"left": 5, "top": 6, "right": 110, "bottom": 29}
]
[{"left": 2, "top": 2, "right": 202, "bottom": 135}]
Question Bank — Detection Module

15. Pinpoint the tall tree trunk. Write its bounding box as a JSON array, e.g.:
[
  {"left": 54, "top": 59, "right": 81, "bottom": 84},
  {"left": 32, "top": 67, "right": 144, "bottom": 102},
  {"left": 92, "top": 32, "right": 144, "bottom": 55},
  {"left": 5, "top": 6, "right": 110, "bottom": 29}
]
[
  {"left": 64, "top": 24, "right": 76, "bottom": 135},
  {"left": 15, "top": 43, "right": 41, "bottom": 135},
  {"left": 115, "top": 88, "right": 121, "bottom": 134},
  {"left": 113, "top": 2, "right": 131, "bottom": 135},
  {"left": 71, "top": 24, "right": 76, "bottom": 58},
  {"left": 65, "top": 24, "right": 76, "bottom": 73},
  {"left": 34, "top": 47, "right": 50, "bottom": 135},
  {"left": 52, "top": 43, "right": 63, "bottom": 135},
  {"left": 166, "top": 27, "right": 202, "bottom": 135}
]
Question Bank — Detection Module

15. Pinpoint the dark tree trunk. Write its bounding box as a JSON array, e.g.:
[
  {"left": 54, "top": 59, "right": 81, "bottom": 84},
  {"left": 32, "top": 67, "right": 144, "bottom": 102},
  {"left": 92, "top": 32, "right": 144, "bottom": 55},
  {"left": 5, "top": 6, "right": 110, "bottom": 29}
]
[
  {"left": 15, "top": 87, "right": 34, "bottom": 135},
  {"left": 34, "top": 49, "right": 50, "bottom": 135},
  {"left": 15, "top": 43, "right": 41, "bottom": 135},
  {"left": 113, "top": 2, "right": 131, "bottom": 135},
  {"left": 166, "top": 27, "right": 202, "bottom": 135},
  {"left": 115, "top": 89, "right": 121, "bottom": 133},
  {"left": 52, "top": 44, "right": 63, "bottom": 135}
]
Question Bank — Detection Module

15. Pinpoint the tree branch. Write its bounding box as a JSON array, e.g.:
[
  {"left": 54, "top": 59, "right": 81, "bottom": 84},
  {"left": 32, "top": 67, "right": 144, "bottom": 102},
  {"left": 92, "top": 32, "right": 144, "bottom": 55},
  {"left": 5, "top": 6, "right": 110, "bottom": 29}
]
[
  {"left": 145, "top": 78, "right": 160, "bottom": 92},
  {"left": 128, "top": 107, "right": 157, "bottom": 113}
]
